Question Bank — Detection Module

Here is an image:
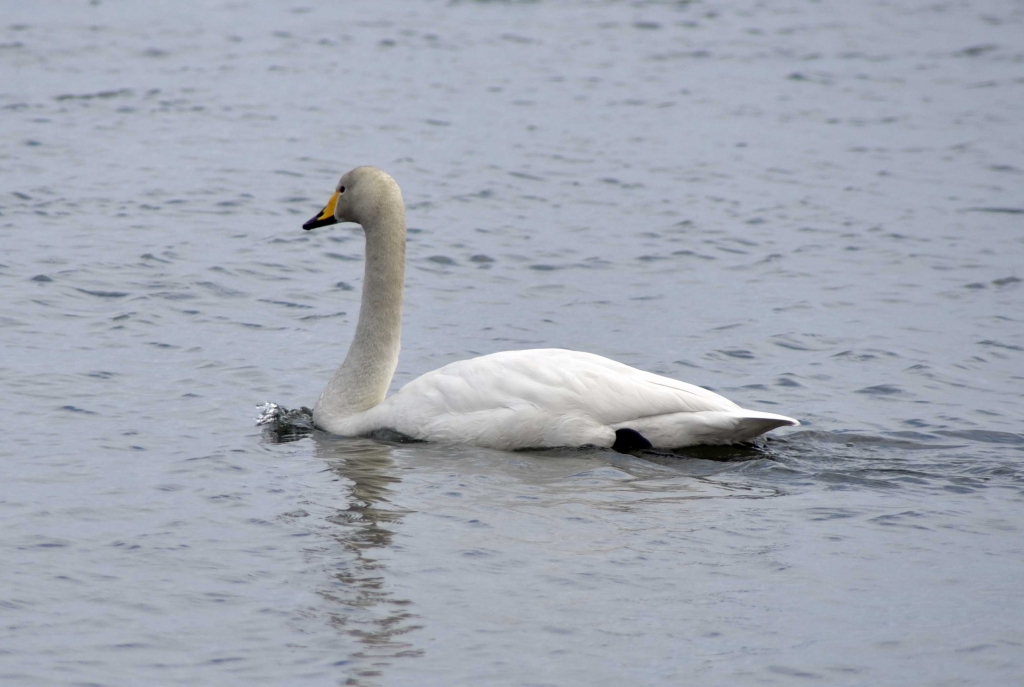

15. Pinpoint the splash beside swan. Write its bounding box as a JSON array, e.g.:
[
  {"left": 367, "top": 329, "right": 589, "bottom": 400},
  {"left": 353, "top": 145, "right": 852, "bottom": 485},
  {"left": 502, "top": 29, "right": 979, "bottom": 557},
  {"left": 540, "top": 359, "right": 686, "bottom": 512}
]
[{"left": 299, "top": 166, "right": 798, "bottom": 452}]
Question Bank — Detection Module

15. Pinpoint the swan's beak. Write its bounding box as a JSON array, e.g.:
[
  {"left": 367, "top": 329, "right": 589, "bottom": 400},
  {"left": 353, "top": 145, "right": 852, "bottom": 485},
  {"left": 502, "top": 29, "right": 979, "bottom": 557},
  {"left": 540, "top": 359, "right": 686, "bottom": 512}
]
[{"left": 303, "top": 190, "right": 340, "bottom": 230}]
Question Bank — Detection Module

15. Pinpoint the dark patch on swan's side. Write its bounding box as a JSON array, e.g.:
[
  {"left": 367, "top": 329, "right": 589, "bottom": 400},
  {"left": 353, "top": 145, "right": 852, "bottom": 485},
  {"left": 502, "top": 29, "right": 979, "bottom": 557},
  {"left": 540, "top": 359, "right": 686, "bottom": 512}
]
[{"left": 612, "top": 428, "right": 653, "bottom": 454}]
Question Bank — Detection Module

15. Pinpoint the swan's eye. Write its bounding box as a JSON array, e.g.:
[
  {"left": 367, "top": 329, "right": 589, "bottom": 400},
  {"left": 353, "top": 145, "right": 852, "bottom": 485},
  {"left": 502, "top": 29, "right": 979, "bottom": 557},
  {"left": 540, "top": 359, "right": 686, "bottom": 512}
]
[{"left": 338, "top": 186, "right": 345, "bottom": 193}]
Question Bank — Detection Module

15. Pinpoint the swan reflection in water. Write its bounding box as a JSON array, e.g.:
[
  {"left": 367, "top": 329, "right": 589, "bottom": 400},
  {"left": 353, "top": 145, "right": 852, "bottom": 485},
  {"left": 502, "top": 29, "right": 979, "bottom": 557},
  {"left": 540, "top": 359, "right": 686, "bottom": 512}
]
[
  {"left": 260, "top": 402, "right": 789, "bottom": 687},
  {"left": 311, "top": 435, "right": 423, "bottom": 680}
]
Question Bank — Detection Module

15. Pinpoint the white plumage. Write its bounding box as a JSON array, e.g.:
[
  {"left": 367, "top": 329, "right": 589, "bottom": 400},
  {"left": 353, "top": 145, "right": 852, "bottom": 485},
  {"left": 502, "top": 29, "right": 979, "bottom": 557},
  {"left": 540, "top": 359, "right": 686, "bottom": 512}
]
[
  {"left": 341, "top": 349, "right": 797, "bottom": 450},
  {"left": 301, "top": 167, "right": 798, "bottom": 452}
]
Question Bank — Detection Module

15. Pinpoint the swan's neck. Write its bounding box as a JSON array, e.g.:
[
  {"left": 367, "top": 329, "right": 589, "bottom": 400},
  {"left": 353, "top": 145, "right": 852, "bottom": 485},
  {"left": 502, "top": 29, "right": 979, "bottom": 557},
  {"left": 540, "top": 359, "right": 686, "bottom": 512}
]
[{"left": 315, "top": 204, "right": 405, "bottom": 423}]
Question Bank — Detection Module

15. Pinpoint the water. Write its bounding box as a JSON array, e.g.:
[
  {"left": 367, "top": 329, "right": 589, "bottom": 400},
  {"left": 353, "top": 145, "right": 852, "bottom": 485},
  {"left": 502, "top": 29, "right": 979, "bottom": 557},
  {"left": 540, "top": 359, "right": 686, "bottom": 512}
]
[{"left": 2, "top": 1, "right": 1023, "bottom": 684}]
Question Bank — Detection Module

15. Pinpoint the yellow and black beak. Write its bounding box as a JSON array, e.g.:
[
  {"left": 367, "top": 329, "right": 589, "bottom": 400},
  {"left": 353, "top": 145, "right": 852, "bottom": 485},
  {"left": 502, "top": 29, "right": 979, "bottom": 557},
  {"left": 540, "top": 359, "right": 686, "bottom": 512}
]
[{"left": 302, "top": 190, "right": 340, "bottom": 230}]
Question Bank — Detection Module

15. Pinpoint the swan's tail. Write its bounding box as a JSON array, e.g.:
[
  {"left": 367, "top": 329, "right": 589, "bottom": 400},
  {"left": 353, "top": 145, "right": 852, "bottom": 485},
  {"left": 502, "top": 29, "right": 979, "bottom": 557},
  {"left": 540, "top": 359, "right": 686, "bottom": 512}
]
[
  {"left": 612, "top": 409, "right": 799, "bottom": 448},
  {"left": 727, "top": 410, "right": 799, "bottom": 442}
]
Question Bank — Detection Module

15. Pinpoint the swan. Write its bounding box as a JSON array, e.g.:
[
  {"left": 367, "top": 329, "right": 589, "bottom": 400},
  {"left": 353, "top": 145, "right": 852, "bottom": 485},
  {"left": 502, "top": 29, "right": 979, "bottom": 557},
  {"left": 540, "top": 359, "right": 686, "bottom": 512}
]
[{"left": 300, "top": 166, "right": 798, "bottom": 453}]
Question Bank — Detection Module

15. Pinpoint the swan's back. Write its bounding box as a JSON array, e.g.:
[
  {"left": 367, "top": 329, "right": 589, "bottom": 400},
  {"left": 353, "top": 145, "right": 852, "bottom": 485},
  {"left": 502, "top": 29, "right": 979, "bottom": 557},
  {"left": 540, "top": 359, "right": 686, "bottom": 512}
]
[
  {"left": 358, "top": 349, "right": 795, "bottom": 450},
  {"left": 402, "top": 348, "right": 736, "bottom": 417}
]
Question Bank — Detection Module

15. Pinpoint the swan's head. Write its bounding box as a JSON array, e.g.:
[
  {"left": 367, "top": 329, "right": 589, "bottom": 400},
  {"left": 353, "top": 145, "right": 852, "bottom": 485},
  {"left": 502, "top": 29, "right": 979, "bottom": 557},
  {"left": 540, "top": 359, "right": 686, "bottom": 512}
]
[{"left": 302, "top": 166, "right": 403, "bottom": 231}]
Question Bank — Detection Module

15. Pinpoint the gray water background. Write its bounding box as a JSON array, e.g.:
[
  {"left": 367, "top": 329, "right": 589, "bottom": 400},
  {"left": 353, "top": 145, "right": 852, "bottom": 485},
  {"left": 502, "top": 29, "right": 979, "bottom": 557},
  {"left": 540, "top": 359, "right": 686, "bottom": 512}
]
[{"left": 2, "top": 1, "right": 1023, "bottom": 685}]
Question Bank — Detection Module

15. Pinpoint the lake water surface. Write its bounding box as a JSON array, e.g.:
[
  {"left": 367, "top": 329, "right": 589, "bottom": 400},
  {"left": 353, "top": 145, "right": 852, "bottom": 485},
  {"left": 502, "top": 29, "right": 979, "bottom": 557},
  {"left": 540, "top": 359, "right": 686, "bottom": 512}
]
[{"left": 2, "top": 1, "right": 1023, "bottom": 685}]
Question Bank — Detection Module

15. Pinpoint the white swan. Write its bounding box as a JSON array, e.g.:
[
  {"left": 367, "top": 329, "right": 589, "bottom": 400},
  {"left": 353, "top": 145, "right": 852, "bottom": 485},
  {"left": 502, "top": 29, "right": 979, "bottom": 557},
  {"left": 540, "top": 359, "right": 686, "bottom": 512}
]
[{"left": 301, "top": 166, "right": 798, "bottom": 452}]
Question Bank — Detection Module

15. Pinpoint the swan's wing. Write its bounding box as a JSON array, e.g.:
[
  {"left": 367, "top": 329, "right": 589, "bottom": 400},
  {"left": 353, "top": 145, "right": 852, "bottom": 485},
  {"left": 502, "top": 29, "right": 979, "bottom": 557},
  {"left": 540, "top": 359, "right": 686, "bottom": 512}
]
[
  {"left": 403, "top": 349, "right": 735, "bottom": 416},
  {"left": 372, "top": 349, "right": 764, "bottom": 448}
]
